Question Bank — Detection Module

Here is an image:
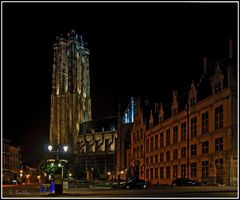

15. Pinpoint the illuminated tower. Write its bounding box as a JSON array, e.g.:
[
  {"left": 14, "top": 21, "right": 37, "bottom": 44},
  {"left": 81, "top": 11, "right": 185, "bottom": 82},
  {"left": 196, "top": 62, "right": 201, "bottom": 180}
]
[{"left": 49, "top": 30, "right": 92, "bottom": 153}]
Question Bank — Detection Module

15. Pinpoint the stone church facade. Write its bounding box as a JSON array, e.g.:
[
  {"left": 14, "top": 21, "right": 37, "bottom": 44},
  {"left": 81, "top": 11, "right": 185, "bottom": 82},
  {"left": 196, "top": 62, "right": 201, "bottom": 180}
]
[
  {"left": 48, "top": 30, "right": 131, "bottom": 179},
  {"left": 49, "top": 30, "right": 92, "bottom": 153}
]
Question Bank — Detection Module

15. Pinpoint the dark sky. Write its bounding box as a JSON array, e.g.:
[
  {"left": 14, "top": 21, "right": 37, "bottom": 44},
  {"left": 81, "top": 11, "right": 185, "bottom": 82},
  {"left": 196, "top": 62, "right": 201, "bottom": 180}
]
[{"left": 2, "top": 2, "right": 237, "bottom": 166}]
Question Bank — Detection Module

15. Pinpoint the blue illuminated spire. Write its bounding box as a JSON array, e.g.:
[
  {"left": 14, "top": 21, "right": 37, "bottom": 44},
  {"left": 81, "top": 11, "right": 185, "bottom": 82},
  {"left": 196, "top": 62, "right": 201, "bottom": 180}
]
[{"left": 122, "top": 97, "right": 135, "bottom": 124}]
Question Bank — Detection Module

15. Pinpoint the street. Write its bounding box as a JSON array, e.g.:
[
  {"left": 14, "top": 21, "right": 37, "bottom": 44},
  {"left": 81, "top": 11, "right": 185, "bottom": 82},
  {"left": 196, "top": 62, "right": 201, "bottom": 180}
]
[{"left": 2, "top": 184, "right": 238, "bottom": 198}]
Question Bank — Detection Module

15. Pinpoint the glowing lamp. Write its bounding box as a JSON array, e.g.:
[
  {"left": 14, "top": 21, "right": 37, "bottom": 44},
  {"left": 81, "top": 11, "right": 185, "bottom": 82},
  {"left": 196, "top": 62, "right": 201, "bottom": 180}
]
[
  {"left": 63, "top": 145, "right": 68, "bottom": 152},
  {"left": 48, "top": 145, "right": 53, "bottom": 151}
]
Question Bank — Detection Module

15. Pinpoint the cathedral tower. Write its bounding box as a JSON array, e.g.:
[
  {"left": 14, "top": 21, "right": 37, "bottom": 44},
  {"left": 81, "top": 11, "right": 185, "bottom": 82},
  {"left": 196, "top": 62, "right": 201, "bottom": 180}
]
[{"left": 49, "top": 30, "right": 92, "bottom": 153}]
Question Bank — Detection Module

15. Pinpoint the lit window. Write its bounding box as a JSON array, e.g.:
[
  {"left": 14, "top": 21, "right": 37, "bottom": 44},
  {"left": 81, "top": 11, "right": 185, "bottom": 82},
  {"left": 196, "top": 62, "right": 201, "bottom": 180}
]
[
  {"left": 155, "top": 134, "right": 158, "bottom": 150},
  {"left": 202, "top": 141, "right": 209, "bottom": 153},
  {"left": 160, "top": 132, "right": 164, "bottom": 148},
  {"left": 173, "top": 165, "right": 178, "bottom": 178},
  {"left": 181, "top": 164, "right": 186, "bottom": 178},
  {"left": 166, "top": 129, "right": 170, "bottom": 146},
  {"left": 181, "top": 147, "right": 186, "bottom": 158},
  {"left": 173, "top": 149, "right": 178, "bottom": 160},
  {"left": 160, "top": 167, "right": 164, "bottom": 179},
  {"left": 191, "top": 162, "right": 197, "bottom": 177},
  {"left": 173, "top": 125, "right": 178, "bottom": 144},
  {"left": 160, "top": 153, "right": 164, "bottom": 162},
  {"left": 166, "top": 151, "right": 170, "bottom": 161},
  {"left": 166, "top": 166, "right": 170, "bottom": 178},
  {"left": 215, "top": 137, "right": 223, "bottom": 152},
  {"left": 191, "top": 117, "right": 197, "bottom": 138},
  {"left": 191, "top": 144, "right": 197, "bottom": 157},
  {"left": 202, "top": 161, "right": 209, "bottom": 178},
  {"left": 202, "top": 112, "right": 209, "bottom": 134},
  {"left": 155, "top": 168, "right": 158, "bottom": 179},
  {"left": 215, "top": 105, "right": 223, "bottom": 129},
  {"left": 181, "top": 122, "right": 186, "bottom": 141}
]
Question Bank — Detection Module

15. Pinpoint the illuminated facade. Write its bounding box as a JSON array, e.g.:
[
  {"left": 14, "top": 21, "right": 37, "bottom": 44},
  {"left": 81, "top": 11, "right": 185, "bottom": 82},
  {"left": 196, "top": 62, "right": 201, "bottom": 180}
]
[
  {"left": 123, "top": 97, "right": 135, "bottom": 124},
  {"left": 75, "top": 116, "right": 117, "bottom": 179},
  {"left": 73, "top": 98, "right": 136, "bottom": 180},
  {"left": 116, "top": 98, "right": 136, "bottom": 179},
  {"left": 49, "top": 30, "right": 92, "bottom": 153},
  {"left": 48, "top": 31, "right": 136, "bottom": 180},
  {"left": 128, "top": 39, "right": 237, "bottom": 186},
  {"left": 2, "top": 139, "right": 22, "bottom": 184}
]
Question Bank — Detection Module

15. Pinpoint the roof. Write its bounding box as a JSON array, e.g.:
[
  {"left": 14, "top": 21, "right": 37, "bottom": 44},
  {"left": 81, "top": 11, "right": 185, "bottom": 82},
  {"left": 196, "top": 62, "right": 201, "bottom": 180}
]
[
  {"left": 136, "top": 39, "right": 236, "bottom": 129},
  {"left": 79, "top": 116, "right": 117, "bottom": 134}
]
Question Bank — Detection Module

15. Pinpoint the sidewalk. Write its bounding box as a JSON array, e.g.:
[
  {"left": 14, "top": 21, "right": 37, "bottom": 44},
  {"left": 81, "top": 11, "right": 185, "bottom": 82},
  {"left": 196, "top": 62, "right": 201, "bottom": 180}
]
[{"left": 3, "top": 185, "right": 238, "bottom": 197}]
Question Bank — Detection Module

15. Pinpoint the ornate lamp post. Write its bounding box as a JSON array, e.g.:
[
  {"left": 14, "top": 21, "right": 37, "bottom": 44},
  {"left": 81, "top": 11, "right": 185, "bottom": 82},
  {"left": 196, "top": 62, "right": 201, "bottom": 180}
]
[{"left": 47, "top": 144, "right": 68, "bottom": 194}]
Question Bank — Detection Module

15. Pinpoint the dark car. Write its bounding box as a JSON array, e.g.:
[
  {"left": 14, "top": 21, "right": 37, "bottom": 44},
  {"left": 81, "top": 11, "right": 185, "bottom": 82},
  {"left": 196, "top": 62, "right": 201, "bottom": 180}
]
[
  {"left": 121, "top": 179, "right": 149, "bottom": 189},
  {"left": 172, "top": 178, "right": 201, "bottom": 186},
  {"left": 190, "top": 180, "right": 201, "bottom": 186}
]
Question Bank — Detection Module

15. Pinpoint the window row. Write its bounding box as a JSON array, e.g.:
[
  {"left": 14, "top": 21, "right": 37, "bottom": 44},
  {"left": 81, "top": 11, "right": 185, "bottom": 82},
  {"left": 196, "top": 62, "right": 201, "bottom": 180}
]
[
  {"left": 145, "top": 105, "right": 223, "bottom": 152},
  {"left": 133, "top": 129, "right": 144, "bottom": 142},
  {"left": 145, "top": 160, "right": 223, "bottom": 180},
  {"left": 145, "top": 137, "right": 223, "bottom": 164}
]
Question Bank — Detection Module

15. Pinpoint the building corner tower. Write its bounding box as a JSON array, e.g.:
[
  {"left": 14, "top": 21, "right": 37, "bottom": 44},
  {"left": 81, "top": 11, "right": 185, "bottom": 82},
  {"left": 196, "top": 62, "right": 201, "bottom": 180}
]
[{"left": 49, "top": 30, "right": 92, "bottom": 153}]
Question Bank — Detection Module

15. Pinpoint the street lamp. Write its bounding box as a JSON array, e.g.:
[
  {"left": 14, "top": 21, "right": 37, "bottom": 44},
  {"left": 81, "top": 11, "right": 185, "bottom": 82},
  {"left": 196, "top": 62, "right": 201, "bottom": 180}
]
[
  {"left": 63, "top": 145, "right": 68, "bottom": 152},
  {"left": 19, "top": 170, "right": 23, "bottom": 184},
  {"left": 26, "top": 174, "right": 30, "bottom": 184},
  {"left": 47, "top": 144, "right": 69, "bottom": 194},
  {"left": 107, "top": 171, "right": 111, "bottom": 181},
  {"left": 48, "top": 145, "right": 53, "bottom": 151},
  {"left": 68, "top": 172, "right": 72, "bottom": 180},
  {"left": 121, "top": 170, "right": 124, "bottom": 180},
  {"left": 48, "top": 145, "right": 68, "bottom": 161}
]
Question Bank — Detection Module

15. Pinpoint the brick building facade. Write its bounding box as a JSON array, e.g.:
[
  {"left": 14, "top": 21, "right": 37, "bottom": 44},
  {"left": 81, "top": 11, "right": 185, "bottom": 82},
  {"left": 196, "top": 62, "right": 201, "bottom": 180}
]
[
  {"left": 128, "top": 39, "right": 237, "bottom": 186},
  {"left": 2, "top": 139, "right": 22, "bottom": 184}
]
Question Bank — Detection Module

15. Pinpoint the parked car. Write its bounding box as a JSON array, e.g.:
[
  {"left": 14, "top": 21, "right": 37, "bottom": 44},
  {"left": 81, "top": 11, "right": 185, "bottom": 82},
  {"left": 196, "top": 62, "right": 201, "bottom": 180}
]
[
  {"left": 121, "top": 179, "right": 149, "bottom": 189},
  {"left": 109, "top": 179, "right": 127, "bottom": 188},
  {"left": 190, "top": 180, "right": 201, "bottom": 186},
  {"left": 172, "top": 178, "right": 201, "bottom": 186}
]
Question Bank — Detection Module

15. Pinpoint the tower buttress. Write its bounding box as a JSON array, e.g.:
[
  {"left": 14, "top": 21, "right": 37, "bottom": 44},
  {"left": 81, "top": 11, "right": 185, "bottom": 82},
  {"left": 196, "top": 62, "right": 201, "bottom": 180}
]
[{"left": 49, "top": 31, "right": 92, "bottom": 153}]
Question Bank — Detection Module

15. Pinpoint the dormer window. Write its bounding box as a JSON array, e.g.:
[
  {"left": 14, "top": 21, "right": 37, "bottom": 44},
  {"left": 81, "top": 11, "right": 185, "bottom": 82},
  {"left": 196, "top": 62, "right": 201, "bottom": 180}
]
[
  {"left": 188, "top": 80, "right": 197, "bottom": 107},
  {"left": 210, "top": 61, "right": 224, "bottom": 94}
]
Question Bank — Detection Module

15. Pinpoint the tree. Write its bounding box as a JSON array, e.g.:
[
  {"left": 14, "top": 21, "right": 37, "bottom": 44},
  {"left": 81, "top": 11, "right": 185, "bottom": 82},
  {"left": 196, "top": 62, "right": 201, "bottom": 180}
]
[{"left": 39, "top": 159, "right": 59, "bottom": 182}]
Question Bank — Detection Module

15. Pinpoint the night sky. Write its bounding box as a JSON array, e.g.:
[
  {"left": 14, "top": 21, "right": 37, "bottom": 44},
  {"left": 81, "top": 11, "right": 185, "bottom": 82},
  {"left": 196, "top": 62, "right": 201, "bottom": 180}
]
[{"left": 2, "top": 2, "right": 237, "bottom": 166}]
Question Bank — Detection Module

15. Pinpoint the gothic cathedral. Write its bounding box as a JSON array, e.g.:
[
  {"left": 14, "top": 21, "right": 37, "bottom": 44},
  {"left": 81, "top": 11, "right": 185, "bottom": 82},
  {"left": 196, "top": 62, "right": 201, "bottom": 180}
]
[{"left": 49, "top": 30, "right": 92, "bottom": 153}]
